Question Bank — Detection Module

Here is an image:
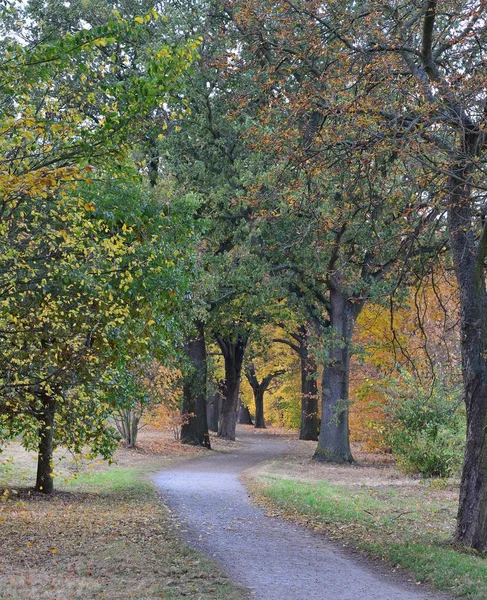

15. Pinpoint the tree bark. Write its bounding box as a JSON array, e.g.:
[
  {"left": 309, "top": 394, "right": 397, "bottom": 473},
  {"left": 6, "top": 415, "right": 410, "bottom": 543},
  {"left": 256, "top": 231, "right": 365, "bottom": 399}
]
[
  {"left": 253, "top": 389, "right": 266, "bottom": 428},
  {"left": 448, "top": 163, "right": 487, "bottom": 550},
  {"left": 314, "top": 281, "right": 361, "bottom": 463},
  {"left": 181, "top": 320, "right": 211, "bottom": 448},
  {"left": 35, "top": 393, "right": 56, "bottom": 494},
  {"left": 129, "top": 411, "right": 140, "bottom": 448},
  {"left": 216, "top": 334, "right": 247, "bottom": 440},
  {"left": 207, "top": 389, "right": 221, "bottom": 432},
  {"left": 299, "top": 325, "right": 319, "bottom": 441}
]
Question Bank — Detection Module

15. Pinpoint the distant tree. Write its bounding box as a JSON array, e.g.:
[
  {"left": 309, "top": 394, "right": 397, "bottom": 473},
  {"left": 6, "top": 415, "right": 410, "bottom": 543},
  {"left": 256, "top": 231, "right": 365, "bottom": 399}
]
[
  {"left": 274, "top": 324, "right": 319, "bottom": 441},
  {"left": 245, "top": 364, "right": 285, "bottom": 429},
  {"left": 238, "top": 401, "right": 254, "bottom": 425}
]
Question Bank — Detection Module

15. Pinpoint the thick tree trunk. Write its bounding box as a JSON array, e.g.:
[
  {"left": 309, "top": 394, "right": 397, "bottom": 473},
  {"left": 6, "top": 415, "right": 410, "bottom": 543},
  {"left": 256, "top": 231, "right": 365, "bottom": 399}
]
[
  {"left": 207, "top": 390, "right": 221, "bottom": 432},
  {"left": 181, "top": 321, "right": 211, "bottom": 448},
  {"left": 218, "top": 354, "right": 240, "bottom": 439},
  {"left": 254, "top": 389, "right": 266, "bottom": 429},
  {"left": 448, "top": 168, "right": 487, "bottom": 551},
  {"left": 238, "top": 400, "right": 253, "bottom": 425},
  {"left": 216, "top": 334, "right": 247, "bottom": 440},
  {"left": 35, "top": 394, "right": 56, "bottom": 494},
  {"left": 299, "top": 326, "right": 319, "bottom": 441},
  {"left": 314, "top": 282, "right": 361, "bottom": 463}
]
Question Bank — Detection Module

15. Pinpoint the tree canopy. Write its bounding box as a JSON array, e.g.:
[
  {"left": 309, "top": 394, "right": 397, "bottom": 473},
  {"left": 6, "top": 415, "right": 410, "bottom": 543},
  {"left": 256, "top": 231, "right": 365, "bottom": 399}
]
[{"left": 2, "top": 0, "right": 487, "bottom": 553}]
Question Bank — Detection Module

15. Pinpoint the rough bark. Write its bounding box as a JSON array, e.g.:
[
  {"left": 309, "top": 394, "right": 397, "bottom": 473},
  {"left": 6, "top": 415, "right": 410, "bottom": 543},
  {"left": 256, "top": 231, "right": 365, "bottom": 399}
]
[
  {"left": 449, "top": 163, "right": 487, "bottom": 551},
  {"left": 35, "top": 393, "right": 56, "bottom": 494},
  {"left": 253, "top": 389, "right": 266, "bottom": 428},
  {"left": 314, "top": 280, "right": 362, "bottom": 463},
  {"left": 207, "top": 389, "right": 221, "bottom": 432},
  {"left": 216, "top": 334, "right": 248, "bottom": 440},
  {"left": 181, "top": 320, "right": 211, "bottom": 448}
]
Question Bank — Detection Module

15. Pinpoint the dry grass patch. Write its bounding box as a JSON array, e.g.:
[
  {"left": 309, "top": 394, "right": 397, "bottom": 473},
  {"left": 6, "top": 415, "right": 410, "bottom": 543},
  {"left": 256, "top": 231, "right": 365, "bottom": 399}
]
[{"left": 0, "top": 429, "right": 246, "bottom": 600}]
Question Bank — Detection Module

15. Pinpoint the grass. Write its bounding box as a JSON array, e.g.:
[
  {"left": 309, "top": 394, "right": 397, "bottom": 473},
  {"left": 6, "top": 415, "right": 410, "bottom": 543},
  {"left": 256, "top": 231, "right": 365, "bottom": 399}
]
[
  {"left": 0, "top": 437, "right": 246, "bottom": 600},
  {"left": 247, "top": 474, "right": 487, "bottom": 599},
  {"left": 249, "top": 474, "right": 487, "bottom": 600}
]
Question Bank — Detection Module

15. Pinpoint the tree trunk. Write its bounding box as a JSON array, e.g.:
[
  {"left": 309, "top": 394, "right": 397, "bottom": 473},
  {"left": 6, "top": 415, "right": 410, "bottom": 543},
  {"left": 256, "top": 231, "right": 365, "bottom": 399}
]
[
  {"left": 274, "top": 324, "right": 319, "bottom": 440},
  {"left": 299, "top": 326, "right": 319, "bottom": 441},
  {"left": 245, "top": 364, "right": 284, "bottom": 431},
  {"left": 254, "top": 389, "right": 266, "bottom": 429},
  {"left": 35, "top": 393, "right": 56, "bottom": 494},
  {"left": 207, "top": 390, "right": 221, "bottom": 432},
  {"left": 216, "top": 334, "right": 247, "bottom": 440},
  {"left": 128, "top": 411, "right": 140, "bottom": 448},
  {"left": 448, "top": 166, "right": 487, "bottom": 551},
  {"left": 238, "top": 400, "right": 253, "bottom": 425},
  {"left": 218, "top": 353, "right": 240, "bottom": 439},
  {"left": 181, "top": 320, "right": 211, "bottom": 448},
  {"left": 314, "top": 281, "right": 361, "bottom": 463}
]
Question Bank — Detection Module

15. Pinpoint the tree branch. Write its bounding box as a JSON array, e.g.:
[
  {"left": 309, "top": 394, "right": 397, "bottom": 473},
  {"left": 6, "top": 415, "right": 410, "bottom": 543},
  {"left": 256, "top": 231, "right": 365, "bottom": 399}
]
[{"left": 421, "top": 0, "right": 437, "bottom": 77}]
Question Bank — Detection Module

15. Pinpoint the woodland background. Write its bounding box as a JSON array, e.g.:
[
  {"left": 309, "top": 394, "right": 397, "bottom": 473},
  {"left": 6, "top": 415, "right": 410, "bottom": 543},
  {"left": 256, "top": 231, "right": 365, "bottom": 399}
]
[{"left": 1, "top": 0, "right": 486, "bottom": 557}]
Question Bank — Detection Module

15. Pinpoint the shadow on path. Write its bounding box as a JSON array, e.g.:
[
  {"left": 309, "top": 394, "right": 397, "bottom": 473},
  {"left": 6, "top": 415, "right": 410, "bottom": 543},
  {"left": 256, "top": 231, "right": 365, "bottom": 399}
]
[{"left": 153, "top": 427, "right": 451, "bottom": 600}]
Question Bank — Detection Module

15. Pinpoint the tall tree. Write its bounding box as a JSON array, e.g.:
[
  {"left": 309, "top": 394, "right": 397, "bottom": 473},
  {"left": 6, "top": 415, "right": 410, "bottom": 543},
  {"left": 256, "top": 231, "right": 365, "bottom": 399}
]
[
  {"left": 157, "top": 0, "right": 288, "bottom": 441},
  {"left": 181, "top": 320, "right": 211, "bottom": 447},
  {"left": 236, "top": 0, "right": 487, "bottom": 550},
  {"left": 0, "top": 5, "right": 198, "bottom": 490},
  {"left": 274, "top": 324, "right": 319, "bottom": 441},
  {"left": 245, "top": 363, "right": 285, "bottom": 428},
  {"left": 232, "top": 0, "right": 445, "bottom": 463}
]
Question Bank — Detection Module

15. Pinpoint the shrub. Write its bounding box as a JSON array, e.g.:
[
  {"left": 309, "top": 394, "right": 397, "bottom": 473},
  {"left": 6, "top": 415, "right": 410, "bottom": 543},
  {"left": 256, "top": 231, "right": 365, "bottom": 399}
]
[
  {"left": 383, "top": 372, "right": 465, "bottom": 477},
  {"left": 107, "top": 360, "right": 181, "bottom": 448}
]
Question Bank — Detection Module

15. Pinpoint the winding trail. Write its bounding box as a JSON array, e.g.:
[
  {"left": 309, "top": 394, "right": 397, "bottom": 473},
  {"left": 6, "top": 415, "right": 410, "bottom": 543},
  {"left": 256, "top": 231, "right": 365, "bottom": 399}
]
[{"left": 153, "top": 428, "right": 450, "bottom": 600}]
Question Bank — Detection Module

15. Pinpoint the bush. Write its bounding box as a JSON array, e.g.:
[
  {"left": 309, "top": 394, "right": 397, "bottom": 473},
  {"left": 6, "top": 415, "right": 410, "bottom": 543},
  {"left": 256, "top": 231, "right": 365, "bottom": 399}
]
[
  {"left": 107, "top": 360, "right": 181, "bottom": 448},
  {"left": 383, "top": 372, "right": 465, "bottom": 477}
]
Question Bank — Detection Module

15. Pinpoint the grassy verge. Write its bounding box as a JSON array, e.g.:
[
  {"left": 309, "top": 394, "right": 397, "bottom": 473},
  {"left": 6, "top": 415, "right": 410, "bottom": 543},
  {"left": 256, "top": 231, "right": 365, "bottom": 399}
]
[
  {"left": 247, "top": 473, "right": 487, "bottom": 600},
  {"left": 0, "top": 450, "right": 245, "bottom": 599}
]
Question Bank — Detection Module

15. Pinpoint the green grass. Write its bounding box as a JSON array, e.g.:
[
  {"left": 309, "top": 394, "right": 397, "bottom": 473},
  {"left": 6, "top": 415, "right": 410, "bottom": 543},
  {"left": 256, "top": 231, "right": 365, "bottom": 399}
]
[
  {"left": 63, "top": 466, "right": 147, "bottom": 492},
  {"left": 249, "top": 476, "right": 487, "bottom": 599}
]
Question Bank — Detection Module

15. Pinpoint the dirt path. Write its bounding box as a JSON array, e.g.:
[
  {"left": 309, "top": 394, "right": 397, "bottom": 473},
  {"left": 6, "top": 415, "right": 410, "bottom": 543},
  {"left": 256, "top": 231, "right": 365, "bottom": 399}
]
[{"left": 153, "top": 428, "right": 451, "bottom": 600}]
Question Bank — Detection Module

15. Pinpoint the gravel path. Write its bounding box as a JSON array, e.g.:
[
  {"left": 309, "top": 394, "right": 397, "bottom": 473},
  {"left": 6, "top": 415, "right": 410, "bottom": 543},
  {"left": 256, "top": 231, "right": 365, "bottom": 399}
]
[{"left": 153, "top": 428, "right": 451, "bottom": 600}]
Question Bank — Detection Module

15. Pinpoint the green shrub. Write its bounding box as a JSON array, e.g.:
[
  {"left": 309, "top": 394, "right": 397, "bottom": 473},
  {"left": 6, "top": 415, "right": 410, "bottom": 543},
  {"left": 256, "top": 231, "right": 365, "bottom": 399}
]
[{"left": 383, "top": 373, "right": 465, "bottom": 477}]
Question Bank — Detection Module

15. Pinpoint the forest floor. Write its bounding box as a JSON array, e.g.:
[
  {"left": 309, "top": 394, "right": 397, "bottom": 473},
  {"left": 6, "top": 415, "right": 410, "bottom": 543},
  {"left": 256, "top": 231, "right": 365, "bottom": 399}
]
[
  {"left": 154, "top": 426, "right": 453, "bottom": 600},
  {"left": 0, "top": 428, "right": 245, "bottom": 600},
  {"left": 1, "top": 426, "right": 484, "bottom": 599}
]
